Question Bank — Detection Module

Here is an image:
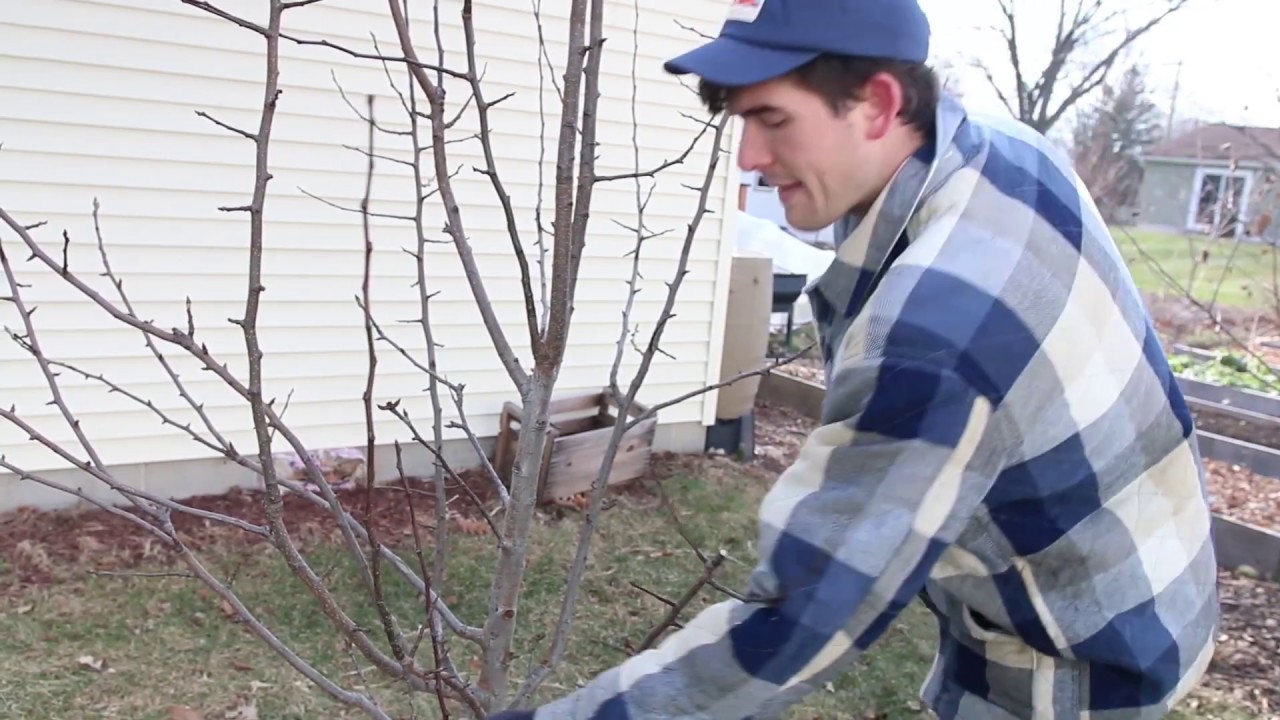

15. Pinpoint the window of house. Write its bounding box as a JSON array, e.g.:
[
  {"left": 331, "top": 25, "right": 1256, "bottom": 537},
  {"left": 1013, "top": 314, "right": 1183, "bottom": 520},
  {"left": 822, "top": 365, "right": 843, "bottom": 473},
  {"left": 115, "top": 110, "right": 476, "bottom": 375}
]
[{"left": 1188, "top": 168, "right": 1251, "bottom": 235}]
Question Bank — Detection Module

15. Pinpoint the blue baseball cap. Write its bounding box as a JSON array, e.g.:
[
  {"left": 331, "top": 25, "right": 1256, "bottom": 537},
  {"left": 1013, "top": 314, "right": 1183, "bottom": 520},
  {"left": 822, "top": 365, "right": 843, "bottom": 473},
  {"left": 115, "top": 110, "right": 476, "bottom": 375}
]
[{"left": 663, "top": 0, "right": 931, "bottom": 88}]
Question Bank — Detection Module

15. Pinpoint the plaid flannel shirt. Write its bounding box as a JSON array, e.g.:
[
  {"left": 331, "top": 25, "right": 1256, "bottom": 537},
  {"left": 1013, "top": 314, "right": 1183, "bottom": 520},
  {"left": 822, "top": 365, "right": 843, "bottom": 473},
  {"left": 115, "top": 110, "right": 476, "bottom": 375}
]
[{"left": 494, "top": 93, "right": 1220, "bottom": 719}]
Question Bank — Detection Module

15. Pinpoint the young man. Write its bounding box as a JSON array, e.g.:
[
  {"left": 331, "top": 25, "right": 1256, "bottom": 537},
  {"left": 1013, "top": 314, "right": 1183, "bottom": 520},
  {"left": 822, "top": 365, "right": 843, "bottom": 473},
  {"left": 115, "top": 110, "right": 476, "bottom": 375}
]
[{"left": 493, "top": 0, "right": 1220, "bottom": 717}]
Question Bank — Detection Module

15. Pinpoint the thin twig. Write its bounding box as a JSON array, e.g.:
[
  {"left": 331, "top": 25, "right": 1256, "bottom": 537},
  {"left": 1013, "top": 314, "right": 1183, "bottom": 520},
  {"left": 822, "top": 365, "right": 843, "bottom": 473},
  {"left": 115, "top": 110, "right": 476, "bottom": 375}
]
[{"left": 635, "top": 550, "right": 726, "bottom": 652}]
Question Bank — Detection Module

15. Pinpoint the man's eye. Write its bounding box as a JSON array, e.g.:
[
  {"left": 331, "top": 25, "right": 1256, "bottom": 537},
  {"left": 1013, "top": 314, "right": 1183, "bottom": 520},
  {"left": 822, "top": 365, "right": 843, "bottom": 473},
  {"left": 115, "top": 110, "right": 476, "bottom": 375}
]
[{"left": 761, "top": 116, "right": 788, "bottom": 129}]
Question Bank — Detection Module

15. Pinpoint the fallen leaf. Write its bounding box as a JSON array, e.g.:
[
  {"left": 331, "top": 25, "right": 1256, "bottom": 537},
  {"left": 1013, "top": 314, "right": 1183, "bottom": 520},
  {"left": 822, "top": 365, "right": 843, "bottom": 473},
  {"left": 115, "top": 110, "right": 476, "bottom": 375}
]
[
  {"left": 218, "top": 599, "right": 238, "bottom": 619},
  {"left": 168, "top": 706, "right": 204, "bottom": 720},
  {"left": 15, "top": 603, "right": 33, "bottom": 615},
  {"left": 224, "top": 697, "right": 258, "bottom": 720},
  {"left": 230, "top": 660, "right": 255, "bottom": 672},
  {"left": 76, "top": 654, "right": 113, "bottom": 673}
]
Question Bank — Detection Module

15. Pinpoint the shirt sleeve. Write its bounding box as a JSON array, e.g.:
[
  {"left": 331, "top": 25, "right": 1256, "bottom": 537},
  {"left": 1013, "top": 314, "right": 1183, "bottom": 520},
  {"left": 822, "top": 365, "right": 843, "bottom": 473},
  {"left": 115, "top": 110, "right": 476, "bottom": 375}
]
[{"left": 492, "top": 355, "right": 1009, "bottom": 720}]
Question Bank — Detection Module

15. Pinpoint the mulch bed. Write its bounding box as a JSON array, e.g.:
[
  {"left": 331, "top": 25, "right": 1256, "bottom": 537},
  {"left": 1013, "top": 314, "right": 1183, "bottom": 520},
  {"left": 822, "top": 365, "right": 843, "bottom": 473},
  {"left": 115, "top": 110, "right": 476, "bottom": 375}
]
[
  {"left": 1205, "top": 459, "right": 1280, "bottom": 531},
  {"left": 0, "top": 455, "right": 680, "bottom": 593},
  {"left": 1203, "top": 569, "right": 1280, "bottom": 716},
  {"left": 1192, "top": 406, "right": 1280, "bottom": 449},
  {"left": 0, "top": 469, "right": 486, "bottom": 589}
]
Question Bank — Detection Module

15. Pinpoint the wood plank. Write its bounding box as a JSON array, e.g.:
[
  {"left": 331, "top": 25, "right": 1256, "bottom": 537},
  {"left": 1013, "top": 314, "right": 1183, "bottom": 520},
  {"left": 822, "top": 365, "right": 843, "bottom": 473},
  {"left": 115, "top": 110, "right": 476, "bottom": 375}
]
[
  {"left": 542, "top": 418, "right": 657, "bottom": 499},
  {"left": 1212, "top": 515, "right": 1280, "bottom": 582},
  {"left": 1176, "top": 374, "right": 1280, "bottom": 418},
  {"left": 759, "top": 372, "right": 825, "bottom": 420},
  {"left": 1195, "top": 430, "right": 1280, "bottom": 481},
  {"left": 1185, "top": 395, "right": 1280, "bottom": 431}
]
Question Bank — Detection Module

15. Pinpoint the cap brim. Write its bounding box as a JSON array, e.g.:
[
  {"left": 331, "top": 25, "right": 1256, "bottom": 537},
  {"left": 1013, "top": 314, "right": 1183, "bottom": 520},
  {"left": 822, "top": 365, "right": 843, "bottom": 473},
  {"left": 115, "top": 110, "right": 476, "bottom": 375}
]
[{"left": 662, "top": 35, "right": 819, "bottom": 87}]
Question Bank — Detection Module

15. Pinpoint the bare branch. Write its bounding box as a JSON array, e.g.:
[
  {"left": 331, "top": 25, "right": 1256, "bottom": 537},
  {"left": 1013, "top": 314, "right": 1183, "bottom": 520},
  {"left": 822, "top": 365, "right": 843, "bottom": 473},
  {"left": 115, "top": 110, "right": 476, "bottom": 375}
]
[
  {"left": 459, "top": 0, "right": 542, "bottom": 358},
  {"left": 634, "top": 550, "right": 726, "bottom": 652},
  {"left": 194, "top": 110, "right": 257, "bottom": 140},
  {"left": 181, "top": 0, "right": 469, "bottom": 80},
  {"left": 385, "top": 0, "right": 530, "bottom": 389},
  {"left": 979, "top": 0, "right": 1194, "bottom": 132}
]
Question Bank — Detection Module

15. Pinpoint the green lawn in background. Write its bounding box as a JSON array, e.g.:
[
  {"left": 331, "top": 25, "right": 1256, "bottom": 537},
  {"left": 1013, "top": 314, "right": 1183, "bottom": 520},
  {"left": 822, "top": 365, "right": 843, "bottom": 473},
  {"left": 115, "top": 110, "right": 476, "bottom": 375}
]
[{"left": 1112, "top": 225, "right": 1275, "bottom": 310}]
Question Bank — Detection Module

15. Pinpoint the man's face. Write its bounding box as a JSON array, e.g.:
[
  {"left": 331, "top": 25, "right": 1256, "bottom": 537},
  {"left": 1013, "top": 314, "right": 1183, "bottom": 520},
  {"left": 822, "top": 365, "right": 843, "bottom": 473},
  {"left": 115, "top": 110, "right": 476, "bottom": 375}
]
[{"left": 729, "top": 75, "right": 893, "bottom": 231}]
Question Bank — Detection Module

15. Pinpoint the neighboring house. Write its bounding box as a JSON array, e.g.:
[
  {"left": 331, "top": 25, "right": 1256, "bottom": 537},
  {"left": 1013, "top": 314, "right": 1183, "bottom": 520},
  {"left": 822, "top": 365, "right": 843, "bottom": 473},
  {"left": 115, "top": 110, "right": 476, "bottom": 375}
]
[
  {"left": 0, "top": 0, "right": 740, "bottom": 512},
  {"left": 1136, "top": 122, "right": 1280, "bottom": 239}
]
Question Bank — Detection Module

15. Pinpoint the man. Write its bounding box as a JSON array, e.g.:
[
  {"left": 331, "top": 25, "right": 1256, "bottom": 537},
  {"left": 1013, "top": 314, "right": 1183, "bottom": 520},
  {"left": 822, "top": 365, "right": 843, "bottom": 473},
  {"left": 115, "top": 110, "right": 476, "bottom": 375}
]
[{"left": 493, "top": 0, "right": 1220, "bottom": 717}]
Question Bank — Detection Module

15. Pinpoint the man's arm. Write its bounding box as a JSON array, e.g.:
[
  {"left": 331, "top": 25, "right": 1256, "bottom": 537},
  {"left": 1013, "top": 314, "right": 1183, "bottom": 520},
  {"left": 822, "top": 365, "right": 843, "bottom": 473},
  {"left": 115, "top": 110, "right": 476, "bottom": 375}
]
[{"left": 493, "top": 355, "right": 1009, "bottom": 719}]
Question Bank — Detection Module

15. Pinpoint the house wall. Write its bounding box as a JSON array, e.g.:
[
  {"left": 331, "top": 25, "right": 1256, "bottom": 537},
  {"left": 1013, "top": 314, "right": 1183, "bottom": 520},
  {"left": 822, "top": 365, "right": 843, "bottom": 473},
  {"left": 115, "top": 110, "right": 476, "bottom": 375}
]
[
  {"left": 1137, "top": 160, "right": 1198, "bottom": 232},
  {"left": 0, "top": 0, "right": 739, "bottom": 511},
  {"left": 1138, "top": 158, "right": 1280, "bottom": 239}
]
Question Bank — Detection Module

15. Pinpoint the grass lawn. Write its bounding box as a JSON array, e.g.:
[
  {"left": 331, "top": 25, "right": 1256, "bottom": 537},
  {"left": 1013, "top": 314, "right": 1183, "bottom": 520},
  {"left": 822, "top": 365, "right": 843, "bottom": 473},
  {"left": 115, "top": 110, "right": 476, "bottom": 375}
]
[
  {"left": 1112, "top": 226, "right": 1276, "bottom": 310},
  {"left": 0, "top": 451, "right": 1257, "bottom": 719}
]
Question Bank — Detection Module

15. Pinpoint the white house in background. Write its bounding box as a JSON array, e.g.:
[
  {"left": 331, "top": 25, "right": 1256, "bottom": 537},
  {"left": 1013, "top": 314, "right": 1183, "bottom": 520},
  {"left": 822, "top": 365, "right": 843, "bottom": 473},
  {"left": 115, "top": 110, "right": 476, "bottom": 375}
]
[{"left": 0, "top": 0, "right": 740, "bottom": 512}]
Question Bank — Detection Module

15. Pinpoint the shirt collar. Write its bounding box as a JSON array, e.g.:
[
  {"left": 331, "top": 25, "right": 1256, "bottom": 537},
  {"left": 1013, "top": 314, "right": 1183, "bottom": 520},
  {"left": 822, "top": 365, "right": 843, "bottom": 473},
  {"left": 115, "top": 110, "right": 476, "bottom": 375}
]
[{"left": 809, "top": 93, "right": 970, "bottom": 323}]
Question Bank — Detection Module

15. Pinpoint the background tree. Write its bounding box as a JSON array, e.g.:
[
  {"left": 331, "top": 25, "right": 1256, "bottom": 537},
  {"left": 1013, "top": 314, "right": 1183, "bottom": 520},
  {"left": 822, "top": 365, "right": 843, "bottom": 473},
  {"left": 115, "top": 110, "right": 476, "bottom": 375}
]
[
  {"left": 1072, "top": 63, "right": 1165, "bottom": 222},
  {"left": 978, "top": 0, "right": 1193, "bottom": 133}
]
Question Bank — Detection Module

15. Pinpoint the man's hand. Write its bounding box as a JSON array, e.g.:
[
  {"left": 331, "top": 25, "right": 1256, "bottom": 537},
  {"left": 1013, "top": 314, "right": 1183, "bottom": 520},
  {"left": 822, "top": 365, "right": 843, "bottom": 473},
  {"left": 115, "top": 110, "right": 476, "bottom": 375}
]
[{"left": 481, "top": 356, "right": 1007, "bottom": 719}]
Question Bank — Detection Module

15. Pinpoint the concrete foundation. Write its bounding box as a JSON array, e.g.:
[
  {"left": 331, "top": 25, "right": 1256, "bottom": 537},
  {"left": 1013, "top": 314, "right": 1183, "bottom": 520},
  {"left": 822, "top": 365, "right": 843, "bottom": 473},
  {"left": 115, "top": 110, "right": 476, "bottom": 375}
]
[{"left": 0, "top": 421, "right": 707, "bottom": 514}]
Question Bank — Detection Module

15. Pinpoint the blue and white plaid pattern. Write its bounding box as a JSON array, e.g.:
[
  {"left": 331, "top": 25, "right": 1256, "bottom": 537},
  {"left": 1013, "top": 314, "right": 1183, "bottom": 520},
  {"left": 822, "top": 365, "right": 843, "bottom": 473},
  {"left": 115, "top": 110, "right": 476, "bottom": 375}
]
[{"left": 493, "top": 93, "right": 1220, "bottom": 719}]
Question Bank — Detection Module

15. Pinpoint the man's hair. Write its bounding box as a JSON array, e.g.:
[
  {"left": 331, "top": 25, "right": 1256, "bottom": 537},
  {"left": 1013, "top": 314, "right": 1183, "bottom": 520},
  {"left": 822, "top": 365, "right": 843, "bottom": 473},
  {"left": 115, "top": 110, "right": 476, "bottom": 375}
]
[{"left": 698, "top": 54, "right": 939, "bottom": 136}]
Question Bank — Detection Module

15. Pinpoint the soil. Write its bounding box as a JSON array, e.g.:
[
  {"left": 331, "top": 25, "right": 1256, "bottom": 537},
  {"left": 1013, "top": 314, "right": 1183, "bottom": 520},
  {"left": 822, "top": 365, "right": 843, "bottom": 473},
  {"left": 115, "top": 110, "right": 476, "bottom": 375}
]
[
  {"left": 1204, "top": 458, "right": 1280, "bottom": 532},
  {"left": 1144, "top": 293, "right": 1280, "bottom": 351},
  {"left": 0, "top": 468, "right": 493, "bottom": 589},
  {"left": 1204, "top": 570, "right": 1280, "bottom": 717},
  {"left": 1191, "top": 407, "right": 1280, "bottom": 449}
]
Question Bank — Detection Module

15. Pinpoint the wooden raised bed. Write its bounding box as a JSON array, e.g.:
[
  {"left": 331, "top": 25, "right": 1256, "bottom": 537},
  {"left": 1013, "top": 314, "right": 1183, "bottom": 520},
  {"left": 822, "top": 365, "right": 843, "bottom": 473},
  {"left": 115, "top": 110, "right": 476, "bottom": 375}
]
[
  {"left": 492, "top": 388, "right": 657, "bottom": 503},
  {"left": 761, "top": 371, "right": 1280, "bottom": 582}
]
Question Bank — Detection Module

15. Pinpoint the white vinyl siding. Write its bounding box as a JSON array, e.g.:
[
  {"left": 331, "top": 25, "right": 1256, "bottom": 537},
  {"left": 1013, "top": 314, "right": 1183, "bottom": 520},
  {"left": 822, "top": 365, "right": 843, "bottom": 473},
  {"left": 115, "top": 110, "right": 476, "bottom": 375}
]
[{"left": 0, "top": 0, "right": 736, "bottom": 474}]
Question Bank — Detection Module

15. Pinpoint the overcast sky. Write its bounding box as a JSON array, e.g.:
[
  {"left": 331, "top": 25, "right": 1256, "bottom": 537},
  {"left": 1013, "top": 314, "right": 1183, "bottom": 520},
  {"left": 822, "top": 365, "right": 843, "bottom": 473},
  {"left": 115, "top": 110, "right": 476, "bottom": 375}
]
[{"left": 916, "top": 0, "right": 1279, "bottom": 133}]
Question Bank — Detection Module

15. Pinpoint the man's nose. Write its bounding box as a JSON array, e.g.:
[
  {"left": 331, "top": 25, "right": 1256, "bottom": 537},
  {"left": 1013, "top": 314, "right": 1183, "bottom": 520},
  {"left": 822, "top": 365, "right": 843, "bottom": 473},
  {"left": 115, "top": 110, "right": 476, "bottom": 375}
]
[{"left": 736, "top": 124, "right": 769, "bottom": 172}]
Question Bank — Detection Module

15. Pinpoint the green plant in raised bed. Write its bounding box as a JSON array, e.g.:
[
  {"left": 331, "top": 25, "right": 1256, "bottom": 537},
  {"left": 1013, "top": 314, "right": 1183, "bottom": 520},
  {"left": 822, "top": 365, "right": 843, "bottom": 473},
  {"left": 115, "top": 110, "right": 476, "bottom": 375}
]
[{"left": 1168, "top": 349, "right": 1280, "bottom": 395}]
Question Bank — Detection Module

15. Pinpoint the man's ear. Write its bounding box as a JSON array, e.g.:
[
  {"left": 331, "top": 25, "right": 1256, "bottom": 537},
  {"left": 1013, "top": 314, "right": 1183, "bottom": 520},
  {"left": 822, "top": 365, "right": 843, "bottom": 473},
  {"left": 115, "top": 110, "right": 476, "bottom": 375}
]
[{"left": 859, "top": 72, "right": 905, "bottom": 141}]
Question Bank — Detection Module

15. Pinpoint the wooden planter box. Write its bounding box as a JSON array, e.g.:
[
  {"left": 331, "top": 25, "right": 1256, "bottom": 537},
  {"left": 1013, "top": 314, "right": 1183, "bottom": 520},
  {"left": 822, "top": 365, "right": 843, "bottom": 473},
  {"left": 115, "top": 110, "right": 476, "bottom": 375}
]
[{"left": 492, "top": 388, "right": 657, "bottom": 503}]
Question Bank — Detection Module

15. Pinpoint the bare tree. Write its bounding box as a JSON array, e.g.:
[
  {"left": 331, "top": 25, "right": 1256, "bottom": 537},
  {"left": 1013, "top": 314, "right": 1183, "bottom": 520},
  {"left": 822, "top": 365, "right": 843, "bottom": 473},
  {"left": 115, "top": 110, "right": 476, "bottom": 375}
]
[
  {"left": 0, "top": 0, "right": 808, "bottom": 716},
  {"left": 1072, "top": 63, "right": 1164, "bottom": 222},
  {"left": 978, "top": 0, "right": 1194, "bottom": 133}
]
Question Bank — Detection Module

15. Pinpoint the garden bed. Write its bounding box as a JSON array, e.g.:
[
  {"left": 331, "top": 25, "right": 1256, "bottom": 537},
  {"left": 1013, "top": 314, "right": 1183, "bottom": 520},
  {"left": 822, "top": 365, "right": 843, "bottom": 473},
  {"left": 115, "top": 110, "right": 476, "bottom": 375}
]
[{"left": 764, "top": 370, "right": 1280, "bottom": 582}]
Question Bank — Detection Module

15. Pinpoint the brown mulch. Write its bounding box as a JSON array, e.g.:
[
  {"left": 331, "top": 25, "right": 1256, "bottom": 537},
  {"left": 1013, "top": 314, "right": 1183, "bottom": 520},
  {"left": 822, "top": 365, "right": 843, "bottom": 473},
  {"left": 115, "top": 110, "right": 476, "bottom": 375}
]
[
  {"left": 1203, "top": 569, "right": 1280, "bottom": 717},
  {"left": 751, "top": 399, "right": 817, "bottom": 475},
  {"left": 0, "top": 469, "right": 494, "bottom": 589},
  {"left": 0, "top": 454, "right": 684, "bottom": 593},
  {"left": 1205, "top": 459, "right": 1280, "bottom": 531},
  {"left": 1144, "top": 293, "right": 1279, "bottom": 349},
  {"left": 1192, "top": 406, "right": 1280, "bottom": 450}
]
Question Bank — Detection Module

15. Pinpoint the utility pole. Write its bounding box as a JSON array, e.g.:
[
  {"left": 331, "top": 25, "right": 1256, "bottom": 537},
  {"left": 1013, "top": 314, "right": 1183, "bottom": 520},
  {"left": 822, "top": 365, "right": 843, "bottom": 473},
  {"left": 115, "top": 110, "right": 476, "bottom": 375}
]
[{"left": 1167, "top": 59, "right": 1183, "bottom": 137}]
